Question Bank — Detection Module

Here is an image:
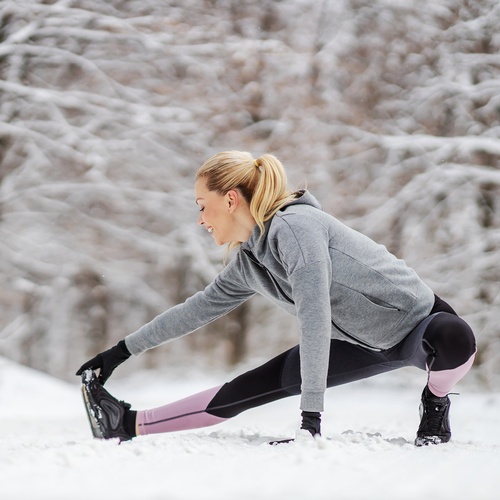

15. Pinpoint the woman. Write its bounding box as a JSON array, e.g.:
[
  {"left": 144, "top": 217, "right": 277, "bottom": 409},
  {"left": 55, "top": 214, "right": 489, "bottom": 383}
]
[{"left": 77, "top": 151, "right": 476, "bottom": 446}]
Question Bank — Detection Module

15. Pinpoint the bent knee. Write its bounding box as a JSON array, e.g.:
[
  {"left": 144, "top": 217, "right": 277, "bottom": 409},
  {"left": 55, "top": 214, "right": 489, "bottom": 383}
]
[{"left": 423, "top": 313, "right": 476, "bottom": 370}]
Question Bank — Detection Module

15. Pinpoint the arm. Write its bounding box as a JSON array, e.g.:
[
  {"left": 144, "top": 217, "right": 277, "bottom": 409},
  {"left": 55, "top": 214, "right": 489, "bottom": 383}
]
[
  {"left": 76, "top": 256, "right": 254, "bottom": 383},
  {"left": 125, "top": 259, "right": 255, "bottom": 355},
  {"left": 272, "top": 215, "right": 333, "bottom": 413},
  {"left": 289, "top": 261, "right": 332, "bottom": 413}
]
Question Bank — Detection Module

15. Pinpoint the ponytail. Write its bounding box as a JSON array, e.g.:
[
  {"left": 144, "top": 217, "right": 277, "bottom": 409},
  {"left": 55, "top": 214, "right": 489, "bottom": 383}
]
[{"left": 250, "top": 154, "right": 297, "bottom": 235}]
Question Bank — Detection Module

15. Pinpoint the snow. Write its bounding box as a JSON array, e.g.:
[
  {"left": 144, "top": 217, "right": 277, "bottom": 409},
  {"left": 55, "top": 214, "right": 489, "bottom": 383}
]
[{"left": 1, "top": 356, "right": 499, "bottom": 500}]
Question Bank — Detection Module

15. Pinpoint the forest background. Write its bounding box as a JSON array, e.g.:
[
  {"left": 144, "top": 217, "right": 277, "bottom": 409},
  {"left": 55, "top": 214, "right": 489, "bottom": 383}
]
[{"left": 1, "top": 0, "right": 499, "bottom": 388}]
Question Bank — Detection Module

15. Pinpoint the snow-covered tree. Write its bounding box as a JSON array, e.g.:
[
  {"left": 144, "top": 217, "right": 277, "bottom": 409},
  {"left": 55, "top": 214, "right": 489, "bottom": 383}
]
[{"left": 0, "top": 0, "right": 498, "bottom": 387}]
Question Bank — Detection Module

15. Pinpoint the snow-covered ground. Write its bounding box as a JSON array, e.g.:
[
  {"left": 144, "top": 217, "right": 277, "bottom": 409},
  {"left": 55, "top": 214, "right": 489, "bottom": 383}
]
[{"left": 1, "top": 356, "right": 499, "bottom": 500}]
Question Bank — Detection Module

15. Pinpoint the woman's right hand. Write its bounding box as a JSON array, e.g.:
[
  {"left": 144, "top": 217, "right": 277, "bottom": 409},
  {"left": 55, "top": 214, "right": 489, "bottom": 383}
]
[
  {"left": 300, "top": 411, "right": 321, "bottom": 437},
  {"left": 76, "top": 340, "right": 131, "bottom": 384}
]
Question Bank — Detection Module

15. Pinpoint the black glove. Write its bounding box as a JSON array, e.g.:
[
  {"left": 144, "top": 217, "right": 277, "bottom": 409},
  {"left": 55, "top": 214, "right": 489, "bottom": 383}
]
[
  {"left": 300, "top": 410, "right": 321, "bottom": 437},
  {"left": 76, "top": 340, "right": 131, "bottom": 385}
]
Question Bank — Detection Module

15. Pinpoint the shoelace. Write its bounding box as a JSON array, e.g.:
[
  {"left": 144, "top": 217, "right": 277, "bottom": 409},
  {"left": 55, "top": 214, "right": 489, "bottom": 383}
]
[{"left": 425, "top": 399, "right": 448, "bottom": 432}]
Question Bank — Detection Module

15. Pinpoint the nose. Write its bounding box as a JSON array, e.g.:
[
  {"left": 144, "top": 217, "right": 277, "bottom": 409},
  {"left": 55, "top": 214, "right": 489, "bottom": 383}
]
[{"left": 198, "top": 213, "right": 204, "bottom": 226}]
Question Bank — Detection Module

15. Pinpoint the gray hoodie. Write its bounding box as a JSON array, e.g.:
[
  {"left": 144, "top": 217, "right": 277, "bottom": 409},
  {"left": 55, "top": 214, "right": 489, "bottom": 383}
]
[{"left": 125, "top": 191, "right": 435, "bottom": 412}]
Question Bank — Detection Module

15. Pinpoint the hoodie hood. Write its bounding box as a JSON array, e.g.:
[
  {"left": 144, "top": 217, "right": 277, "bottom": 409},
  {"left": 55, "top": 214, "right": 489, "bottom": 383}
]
[
  {"left": 243, "top": 190, "right": 322, "bottom": 250},
  {"left": 283, "top": 190, "right": 322, "bottom": 211}
]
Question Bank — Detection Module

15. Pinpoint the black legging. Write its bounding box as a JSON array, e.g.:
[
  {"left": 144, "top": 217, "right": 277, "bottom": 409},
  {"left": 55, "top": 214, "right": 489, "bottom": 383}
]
[{"left": 206, "top": 296, "right": 476, "bottom": 418}]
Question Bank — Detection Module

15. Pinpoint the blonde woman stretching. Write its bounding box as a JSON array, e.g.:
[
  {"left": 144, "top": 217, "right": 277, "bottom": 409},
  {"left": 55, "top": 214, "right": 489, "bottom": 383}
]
[{"left": 77, "top": 151, "right": 476, "bottom": 446}]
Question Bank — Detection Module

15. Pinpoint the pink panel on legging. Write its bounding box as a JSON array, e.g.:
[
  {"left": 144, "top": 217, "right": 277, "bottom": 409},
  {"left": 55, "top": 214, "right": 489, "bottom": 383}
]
[
  {"left": 428, "top": 352, "right": 476, "bottom": 397},
  {"left": 136, "top": 384, "right": 227, "bottom": 435}
]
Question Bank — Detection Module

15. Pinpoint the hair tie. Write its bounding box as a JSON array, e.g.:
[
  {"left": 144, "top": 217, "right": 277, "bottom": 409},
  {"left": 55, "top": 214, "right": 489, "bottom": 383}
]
[{"left": 254, "top": 159, "right": 259, "bottom": 168}]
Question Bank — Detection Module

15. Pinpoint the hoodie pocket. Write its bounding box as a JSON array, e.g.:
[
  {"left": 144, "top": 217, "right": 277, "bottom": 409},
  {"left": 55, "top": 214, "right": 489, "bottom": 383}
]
[{"left": 330, "top": 286, "right": 409, "bottom": 349}]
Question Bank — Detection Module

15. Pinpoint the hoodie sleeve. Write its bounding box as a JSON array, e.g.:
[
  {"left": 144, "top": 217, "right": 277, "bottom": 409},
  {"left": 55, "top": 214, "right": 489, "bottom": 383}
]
[
  {"left": 125, "top": 258, "right": 255, "bottom": 355},
  {"left": 272, "top": 214, "right": 333, "bottom": 412}
]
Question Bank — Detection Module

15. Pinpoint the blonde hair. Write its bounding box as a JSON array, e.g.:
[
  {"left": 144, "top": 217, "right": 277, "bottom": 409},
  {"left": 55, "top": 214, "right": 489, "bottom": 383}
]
[{"left": 196, "top": 150, "right": 297, "bottom": 251}]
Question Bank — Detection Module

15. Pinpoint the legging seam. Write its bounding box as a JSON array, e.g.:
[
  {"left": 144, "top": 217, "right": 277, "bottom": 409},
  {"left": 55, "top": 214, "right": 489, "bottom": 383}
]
[
  {"left": 206, "top": 383, "right": 301, "bottom": 414},
  {"left": 140, "top": 382, "right": 303, "bottom": 427},
  {"left": 140, "top": 410, "right": 206, "bottom": 427}
]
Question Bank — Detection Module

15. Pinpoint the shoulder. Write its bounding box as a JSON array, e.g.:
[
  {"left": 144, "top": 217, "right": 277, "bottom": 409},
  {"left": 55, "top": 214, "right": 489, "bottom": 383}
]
[
  {"left": 269, "top": 204, "right": 332, "bottom": 240},
  {"left": 267, "top": 205, "right": 333, "bottom": 270}
]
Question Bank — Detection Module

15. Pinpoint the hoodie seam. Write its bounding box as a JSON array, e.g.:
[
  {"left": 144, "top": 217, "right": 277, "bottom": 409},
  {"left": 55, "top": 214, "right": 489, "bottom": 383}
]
[{"left": 270, "top": 213, "right": 331, "bottom": 274}]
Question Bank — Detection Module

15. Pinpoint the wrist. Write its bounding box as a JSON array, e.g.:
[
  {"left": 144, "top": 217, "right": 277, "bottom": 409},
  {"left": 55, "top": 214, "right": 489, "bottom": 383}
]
[
  {"left": 117, "top": 339, "right": 132, "bottom": 358},
  {"left": 300, "top": 410, "right": 322, "bottom": 437}
]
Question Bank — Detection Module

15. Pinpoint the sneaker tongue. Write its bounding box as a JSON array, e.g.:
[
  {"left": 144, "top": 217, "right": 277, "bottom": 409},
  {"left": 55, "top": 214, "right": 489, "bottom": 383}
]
[{"left": 427, "top": 402, "right": 446, "bottom": 431}]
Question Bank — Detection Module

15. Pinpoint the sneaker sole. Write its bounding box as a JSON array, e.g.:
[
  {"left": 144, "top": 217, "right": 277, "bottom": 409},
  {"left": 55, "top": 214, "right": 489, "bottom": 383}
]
[
  {"left": 415, "top": 435, "right": 450, "bottom": 446},
  {"left": 81, "top": 377, "right": 104, "bottom": 439}
]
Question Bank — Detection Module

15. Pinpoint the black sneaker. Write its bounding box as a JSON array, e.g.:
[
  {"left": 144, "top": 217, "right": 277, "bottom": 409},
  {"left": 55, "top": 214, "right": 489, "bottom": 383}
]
[
  {"left": 81, "top": 369, "right": 133, "bottom": 442},
  {"left": 415, "top": 386, "right": 451, "bottom": 446}
]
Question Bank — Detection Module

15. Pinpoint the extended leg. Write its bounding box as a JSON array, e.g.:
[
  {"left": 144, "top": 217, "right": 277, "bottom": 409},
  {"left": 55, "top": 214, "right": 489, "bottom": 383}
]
[
  {"left": 137, "top": 338, "right": 406, "bottom": 436},
  {"left": 137, "top": 349, "right": 296, "bottom": 435}
]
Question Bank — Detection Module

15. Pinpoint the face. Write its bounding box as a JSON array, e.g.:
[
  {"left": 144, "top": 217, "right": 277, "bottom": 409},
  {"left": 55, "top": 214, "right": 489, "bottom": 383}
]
[{"left": 194, "top": 177, "right": 238, "bottom": 245}]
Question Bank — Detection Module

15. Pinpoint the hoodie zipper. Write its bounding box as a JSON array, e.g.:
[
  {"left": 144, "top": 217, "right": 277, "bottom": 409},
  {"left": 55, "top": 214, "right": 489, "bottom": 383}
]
[{"left": 242, "top": 249, "right": 294, "bottom": 304}]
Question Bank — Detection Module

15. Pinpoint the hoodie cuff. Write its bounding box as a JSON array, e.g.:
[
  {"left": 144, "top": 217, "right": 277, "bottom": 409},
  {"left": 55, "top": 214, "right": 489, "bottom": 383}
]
[
  {"left": 124, "top": 336, "right": 142, "bottom": 356},
  {"left": 300, "top": 391, "right": 325, "bottom": 413}
]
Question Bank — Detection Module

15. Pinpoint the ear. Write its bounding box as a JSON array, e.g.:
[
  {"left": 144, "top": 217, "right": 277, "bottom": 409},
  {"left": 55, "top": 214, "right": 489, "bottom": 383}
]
[{"left": 226, "top": 189, "right": 239, "bottom": 213}]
